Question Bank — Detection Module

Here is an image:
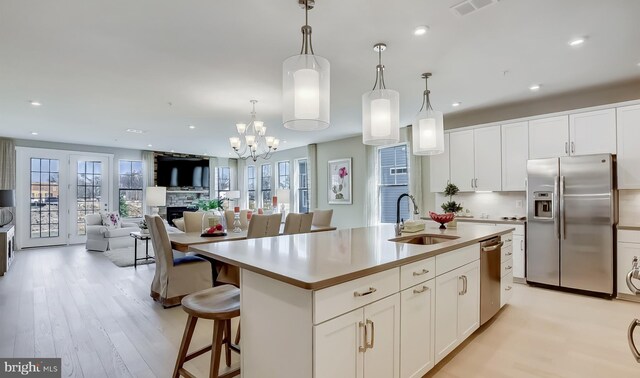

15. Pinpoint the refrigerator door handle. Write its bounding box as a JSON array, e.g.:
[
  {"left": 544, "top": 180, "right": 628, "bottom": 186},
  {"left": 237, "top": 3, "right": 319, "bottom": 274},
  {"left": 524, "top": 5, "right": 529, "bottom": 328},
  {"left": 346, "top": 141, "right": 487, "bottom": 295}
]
[
  {"left": 628, "top": 319, "right": 640, "bottom": 363},
  {"left": 560, "top": 175, "right": 566, "bottom": 240},
  {"left": 554, "top": 176, "right": 560, "bottom": 239}
]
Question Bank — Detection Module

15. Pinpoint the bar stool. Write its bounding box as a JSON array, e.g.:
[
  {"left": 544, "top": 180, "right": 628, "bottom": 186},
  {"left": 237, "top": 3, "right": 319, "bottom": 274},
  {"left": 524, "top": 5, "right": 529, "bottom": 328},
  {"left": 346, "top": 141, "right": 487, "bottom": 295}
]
[{"left": 173, "top": 285, "right": 241, "bottom": 378}]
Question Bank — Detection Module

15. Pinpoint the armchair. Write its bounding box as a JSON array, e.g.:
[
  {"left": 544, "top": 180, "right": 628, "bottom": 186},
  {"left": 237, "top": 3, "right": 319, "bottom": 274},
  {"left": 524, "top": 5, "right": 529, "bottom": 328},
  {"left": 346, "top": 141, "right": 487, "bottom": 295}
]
[{"left": 85, "top": 213, "right": 139, "bottom": 252}]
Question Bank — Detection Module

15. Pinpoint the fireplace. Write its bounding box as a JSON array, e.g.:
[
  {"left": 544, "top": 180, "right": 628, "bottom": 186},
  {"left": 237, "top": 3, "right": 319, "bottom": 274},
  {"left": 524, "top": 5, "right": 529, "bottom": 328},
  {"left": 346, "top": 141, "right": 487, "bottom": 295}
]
[{"left": 166, "top": 206, "right": 196, "bottom": 226}]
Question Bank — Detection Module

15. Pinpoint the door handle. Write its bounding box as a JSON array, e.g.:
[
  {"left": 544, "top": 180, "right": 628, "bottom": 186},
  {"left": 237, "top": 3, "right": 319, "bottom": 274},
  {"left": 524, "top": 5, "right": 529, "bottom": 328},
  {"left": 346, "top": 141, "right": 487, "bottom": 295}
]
[
  {"left": 464, "top": 275, "right": 468, "bottom": 294},
  {"left": 359, "top": 321, "right": 367, "bottom": 352},
  {"left": 560, "top": 176, "right": 566, "bottom": 240},
  {"left": 628, "top": 319, "right": 640, "bottom": 362},
  {"left": 366, "top": 319, "right": 374, "bottom": 350},
  {"left": 471, "top": 178, "right": 474, "bottom": 189},
  {"left": 354, "top": 287, "right": 377, "bottom": 297}
]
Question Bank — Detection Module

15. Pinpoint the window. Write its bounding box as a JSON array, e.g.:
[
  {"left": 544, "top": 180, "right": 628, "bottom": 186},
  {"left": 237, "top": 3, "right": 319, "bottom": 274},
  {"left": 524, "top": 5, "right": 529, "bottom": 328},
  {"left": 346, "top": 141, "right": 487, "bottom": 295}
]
[
  {"left": 295, "top": 159, "right": 309, "bottom": 213},
  {"left": 378, "top": 144, "right": 409, "bottom": 224},
  {"left": 118, "top": 160, "right": 143, "bottom": 218},
  {"left": 277, "top": 161, "right": 290, "bottom": 189},
  {"left": 260, "top": 164, "right": 272, "bottom": 208},
  {"left": 216, "top": 167, "right": 230, "bottom": 198},
  {"left": 247, "top": 165, "right": 256, "bottom": 209},
  {"left": 30, "top": 158, "right": 60, "bottom": 238}
]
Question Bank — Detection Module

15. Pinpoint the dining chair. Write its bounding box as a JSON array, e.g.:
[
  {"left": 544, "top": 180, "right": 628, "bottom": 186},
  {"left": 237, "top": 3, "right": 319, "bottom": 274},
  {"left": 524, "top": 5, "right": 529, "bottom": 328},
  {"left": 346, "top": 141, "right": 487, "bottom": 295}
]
[
  {"left": 145, "top": 215, "right": 213, "bottom": 308},
  {"left": 239, "top": 210, "right": 250, "bottom": 230},
  {"left": 312, "top": 209, "right": 333, "bottom": 227},
  {"left": 183, "top": 211, "right": 205, "bottom": 233},
  {"left": 283, "top": 213, "right": 313, "bottom": 235}
]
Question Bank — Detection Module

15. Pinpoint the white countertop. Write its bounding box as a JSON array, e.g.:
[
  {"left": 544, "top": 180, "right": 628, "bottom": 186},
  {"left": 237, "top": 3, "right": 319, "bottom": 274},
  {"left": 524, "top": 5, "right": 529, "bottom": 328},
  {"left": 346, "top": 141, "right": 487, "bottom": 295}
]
[{"left": 190, "top": 223, "right": 515, "bottom": 290}]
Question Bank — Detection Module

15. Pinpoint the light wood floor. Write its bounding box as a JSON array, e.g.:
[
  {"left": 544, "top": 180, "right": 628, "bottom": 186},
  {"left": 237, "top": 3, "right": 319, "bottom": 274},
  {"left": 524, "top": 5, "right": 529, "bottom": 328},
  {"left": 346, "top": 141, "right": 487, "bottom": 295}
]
[{"left": 1, "top": 245, "right": 639, "bottom": 377}]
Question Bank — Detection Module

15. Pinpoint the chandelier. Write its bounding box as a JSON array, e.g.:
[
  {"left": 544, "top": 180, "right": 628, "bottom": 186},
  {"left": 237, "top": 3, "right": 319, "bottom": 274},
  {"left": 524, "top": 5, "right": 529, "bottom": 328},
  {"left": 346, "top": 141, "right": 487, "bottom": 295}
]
[
  {"left": 362, "top": 43, "right": 400, "bottom": 146},
  {"left": 282, "top": 0, "right": 330, "bottom": 131},
  {"left": 412, "top": 73, "right": 444, "bottom": 155},
  {"left": 229, "top": 100, "right": 280, "bottom": 162}
]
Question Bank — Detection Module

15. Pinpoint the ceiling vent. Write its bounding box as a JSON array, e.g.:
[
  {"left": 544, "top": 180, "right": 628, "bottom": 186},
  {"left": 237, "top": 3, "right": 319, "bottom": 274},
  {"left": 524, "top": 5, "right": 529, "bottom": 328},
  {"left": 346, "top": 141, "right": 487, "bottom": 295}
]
[{"left": 451, "top": 0, "right": 498, "bottom": 16}]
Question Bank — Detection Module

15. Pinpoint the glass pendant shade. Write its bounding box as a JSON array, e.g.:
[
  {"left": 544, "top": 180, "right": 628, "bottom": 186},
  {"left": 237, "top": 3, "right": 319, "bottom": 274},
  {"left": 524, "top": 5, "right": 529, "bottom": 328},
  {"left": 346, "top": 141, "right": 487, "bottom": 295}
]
[
  {"left": 283, "top": 54, "right": 330, "bottom": 131},
  {"left": 362, "top": 88, "right": 400, "bottom": 146},
  {"left": 413, "top": 108, "right": 444, "bottom": 155}
]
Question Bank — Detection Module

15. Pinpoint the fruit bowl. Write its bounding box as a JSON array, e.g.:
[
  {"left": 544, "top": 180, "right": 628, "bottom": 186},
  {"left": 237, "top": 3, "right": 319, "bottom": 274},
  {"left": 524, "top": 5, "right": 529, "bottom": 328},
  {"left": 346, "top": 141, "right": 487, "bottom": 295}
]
[{"left": 429, "top": 211, "right": 455, "bottom": 230}]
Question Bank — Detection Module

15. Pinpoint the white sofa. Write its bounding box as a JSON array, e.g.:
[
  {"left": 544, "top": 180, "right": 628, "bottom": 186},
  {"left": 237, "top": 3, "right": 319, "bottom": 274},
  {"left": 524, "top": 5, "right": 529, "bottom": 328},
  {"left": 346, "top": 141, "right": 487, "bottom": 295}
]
[{"left": 85, "top": 213, "right": 139, "bottom": 252}]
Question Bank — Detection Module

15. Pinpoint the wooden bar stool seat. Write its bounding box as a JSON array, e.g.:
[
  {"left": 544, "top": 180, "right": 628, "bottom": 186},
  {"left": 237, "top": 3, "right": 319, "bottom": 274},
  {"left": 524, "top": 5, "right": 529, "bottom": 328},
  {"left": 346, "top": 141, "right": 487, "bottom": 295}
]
[{"left": 173, "top": 285, "right": 241, "bottom": 378}]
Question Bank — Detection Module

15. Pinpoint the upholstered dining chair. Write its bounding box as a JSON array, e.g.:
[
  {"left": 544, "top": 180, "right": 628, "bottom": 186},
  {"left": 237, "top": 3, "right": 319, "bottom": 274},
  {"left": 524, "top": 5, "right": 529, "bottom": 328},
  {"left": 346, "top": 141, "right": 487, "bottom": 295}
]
[
  {"left": 183, "top": 211, "right": 205, "bottom": 233},
  {"left": 145, "top": 215, "right": 213, "bottom": 307},
  {"left": 239, "top": 210, "right": 250, "bottom": 230},
  {"left": 283, "top": 213, "right": 313, "bottom": 235},
  {"left": 216, "top": 213, "right": 282, "bottom": 287},
  {"left": 312, "top": 209, "right": 333, "bottom": 227}
]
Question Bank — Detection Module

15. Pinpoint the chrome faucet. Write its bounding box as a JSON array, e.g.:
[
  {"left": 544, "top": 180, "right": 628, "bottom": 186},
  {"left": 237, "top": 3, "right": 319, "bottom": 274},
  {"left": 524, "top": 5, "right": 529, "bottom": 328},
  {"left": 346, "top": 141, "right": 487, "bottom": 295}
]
[{"left": 395, "top": 193, "right": 420, "bottom": 236}]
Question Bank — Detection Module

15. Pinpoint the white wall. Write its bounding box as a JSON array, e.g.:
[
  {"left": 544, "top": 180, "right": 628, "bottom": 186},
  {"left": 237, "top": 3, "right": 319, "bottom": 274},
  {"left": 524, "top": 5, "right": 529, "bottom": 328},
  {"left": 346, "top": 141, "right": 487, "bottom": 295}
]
[{"left": 434, "top": 191, "right": 526, "bottom": 219}]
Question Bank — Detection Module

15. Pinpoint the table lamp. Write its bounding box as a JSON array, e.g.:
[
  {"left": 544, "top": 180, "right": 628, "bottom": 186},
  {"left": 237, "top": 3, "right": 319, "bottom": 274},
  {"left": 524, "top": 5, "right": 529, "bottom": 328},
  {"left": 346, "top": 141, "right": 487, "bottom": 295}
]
[
  {"left": 146, "top": 186, "right": 166, "bottom": 215},
  {"left": 0, "top": 189, "right": 16, "bottom": 227},
  {"left": 276, "top": 189, "right": 290, "bottom": 216}
]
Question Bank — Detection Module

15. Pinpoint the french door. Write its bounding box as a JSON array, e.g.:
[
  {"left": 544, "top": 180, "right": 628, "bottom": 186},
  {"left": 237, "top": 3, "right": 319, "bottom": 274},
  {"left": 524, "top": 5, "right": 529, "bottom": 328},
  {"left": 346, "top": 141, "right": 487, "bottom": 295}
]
[{"left": 16, "top": 148, "right": 113, "bottom": 249}]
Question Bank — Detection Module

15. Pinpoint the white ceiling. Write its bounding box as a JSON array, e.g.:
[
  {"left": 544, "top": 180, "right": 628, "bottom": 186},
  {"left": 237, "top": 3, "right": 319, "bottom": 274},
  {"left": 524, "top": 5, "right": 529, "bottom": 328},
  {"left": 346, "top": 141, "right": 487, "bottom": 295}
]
[{"left": 1, "top": 0, "right": 639, "bottom": 156}]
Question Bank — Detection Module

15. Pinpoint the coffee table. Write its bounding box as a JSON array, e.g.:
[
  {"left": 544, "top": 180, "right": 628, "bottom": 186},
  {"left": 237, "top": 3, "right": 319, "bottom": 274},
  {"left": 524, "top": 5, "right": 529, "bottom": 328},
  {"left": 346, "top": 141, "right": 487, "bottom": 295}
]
[{"left": 130, "top": 231, "right": 153, "bottom": 268}]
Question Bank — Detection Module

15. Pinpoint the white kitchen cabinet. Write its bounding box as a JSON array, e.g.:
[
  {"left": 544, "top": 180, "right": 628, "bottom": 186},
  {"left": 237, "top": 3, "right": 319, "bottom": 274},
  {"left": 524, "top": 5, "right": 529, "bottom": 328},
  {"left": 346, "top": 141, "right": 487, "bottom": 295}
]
[
  {"left": 429, "top": 133, "right": 450, "bottom": 192},
  {"left": 434, "top": 260, "right": 480, "bottom": 363},
  {"left": 569, "top": 108, "right": 616, "bottom": 156},
  {"left": 473, "top": 126, "right": 502, "bottom": 191},
  {"left": 501, "top": 122, "right": 529, "bottom": 191},
  {"left": 400, "top": 280, "right": 435, "bottom": 378},
  {"left": 617, "top": 105, "right": 640, "bottom": 189},
  {"left": 500, "top": 273, "right": 514, "bottom": 307},
  {"left": 314, "top": 294, "right": 400, "bottom": 378},
  {"left": 512, "top": 234, "right": 525, "bottom": 279},
  {"left": 449, "top": 130, "right": 475, "bottom": 192},
  {"left": 528, "top": 115, "right": 569, "bottom": 159}
]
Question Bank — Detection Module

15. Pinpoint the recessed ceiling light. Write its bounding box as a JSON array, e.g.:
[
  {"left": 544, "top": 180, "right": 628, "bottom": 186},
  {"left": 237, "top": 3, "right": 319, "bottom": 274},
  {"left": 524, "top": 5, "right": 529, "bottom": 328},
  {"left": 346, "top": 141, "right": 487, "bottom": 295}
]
[
  {"left": 568, "top": 38, "right": 585, "bottom": 47},
  {"left": 452, "top": 102, "right": 461, "bottom": 107},
  {"left": 147, "top": 144, "right": 152, "bottom": 147},
  {"left": 414, "top": 25, "right": 429, "bottom": 36},
  {"left": 529, "top": 84, "right": 541, "bottom": 91},
  {"left": 126, "top": 128, "right": 145, "bottom": 134},
  {"left": 188, "top": 125, "right": 196, "bottom": 129},
  {"left": 31, "top": 132, "right": 38, "bottom": 135},
  {"left": 30, "top": 101, "right": 41, "bottom": 106},
  {"left": 170, "top": 150, "right": 175, "bottom": 153}
]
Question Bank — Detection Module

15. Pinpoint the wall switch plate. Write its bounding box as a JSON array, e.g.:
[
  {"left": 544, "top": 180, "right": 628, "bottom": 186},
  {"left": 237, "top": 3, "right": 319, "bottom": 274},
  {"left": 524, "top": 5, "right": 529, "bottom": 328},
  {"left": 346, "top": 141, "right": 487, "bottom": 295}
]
[{"left": 515, "top": 200, "right": 523, "bottom": 208}]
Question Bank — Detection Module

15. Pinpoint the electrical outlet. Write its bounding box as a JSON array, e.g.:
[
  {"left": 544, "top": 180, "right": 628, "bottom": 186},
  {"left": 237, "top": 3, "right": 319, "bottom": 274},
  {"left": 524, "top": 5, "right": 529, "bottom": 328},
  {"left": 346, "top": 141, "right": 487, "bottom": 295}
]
[{"left": 515, "top": 200, "right": 523, "bottom": 208}]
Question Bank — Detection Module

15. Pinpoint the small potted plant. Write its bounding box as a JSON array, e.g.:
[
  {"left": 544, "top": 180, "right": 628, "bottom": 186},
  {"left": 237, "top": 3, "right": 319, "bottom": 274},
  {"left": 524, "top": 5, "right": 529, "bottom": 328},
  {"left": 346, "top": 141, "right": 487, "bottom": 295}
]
[
  {"left": 139, "top": 219, "right": 149, "bottom": 234},
  {"left": 440, "top": 183, "right": 463, "bottom": 228}
]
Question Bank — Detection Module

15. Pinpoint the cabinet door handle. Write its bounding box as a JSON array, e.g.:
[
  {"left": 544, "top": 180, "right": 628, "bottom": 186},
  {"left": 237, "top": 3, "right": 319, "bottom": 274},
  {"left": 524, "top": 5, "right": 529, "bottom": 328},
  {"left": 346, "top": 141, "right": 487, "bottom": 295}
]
[
  {"left": 505, "top": 286, "right": 512, "bottom": 291},
  {"left": 413, "top": 285, "right": 429, "bottom": 294},
  {"left": 366, "top": 319, "right": 375, "bottom": 349},
  {"left": 565, "top": 142, "right": 568, "bottom": 154},
  {"left": 628, "top": 319, "right": 640, "bottom": 362},
  {"left": 521, "top": 239, "right": 524, "bottom": 251},
  {"left": 506, "top": 265, "right": 512, "bottom": 270},
  {"left": 506, "top": 251, "right": 513, "bottom": 256},
  {"left": 413, "top": 269, "right": 430, "bottom": 277},
  {"left": 354, "top": 287, "right": 377, "bottom": 297},
  {"left": 359, "top": 321, "right": 367, "bottom": 352},
  {"left": 471, "top": 178, "right": 474, "bottom": 188},
  {"left": 459, "top": 276, "right": 465, "bottom": 295},
  {"left": 571, "top": 141, "right": 575, "bottom": 154}
]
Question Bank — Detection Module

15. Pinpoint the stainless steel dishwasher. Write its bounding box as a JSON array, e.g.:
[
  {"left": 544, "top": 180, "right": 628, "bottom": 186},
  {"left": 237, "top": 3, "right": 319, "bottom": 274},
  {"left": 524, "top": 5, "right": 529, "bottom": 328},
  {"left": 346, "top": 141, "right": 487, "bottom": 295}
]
[{"left": 480, "top": 236, "right": 503, "bottom": 325}]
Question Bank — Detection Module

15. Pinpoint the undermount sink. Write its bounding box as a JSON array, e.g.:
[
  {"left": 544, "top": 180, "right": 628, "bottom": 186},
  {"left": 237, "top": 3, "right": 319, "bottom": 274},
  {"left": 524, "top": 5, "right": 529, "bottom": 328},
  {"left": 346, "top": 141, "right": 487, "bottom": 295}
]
[{"left": 391, "top": 234, "right": 459, "bottom": 245}]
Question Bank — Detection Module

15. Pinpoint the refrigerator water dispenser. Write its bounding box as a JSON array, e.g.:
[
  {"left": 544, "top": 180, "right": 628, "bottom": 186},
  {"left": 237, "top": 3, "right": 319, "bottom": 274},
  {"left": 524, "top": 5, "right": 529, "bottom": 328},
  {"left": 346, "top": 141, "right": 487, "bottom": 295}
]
[{"left": 533, "top": 192, "right": 553, "bottom": 219}]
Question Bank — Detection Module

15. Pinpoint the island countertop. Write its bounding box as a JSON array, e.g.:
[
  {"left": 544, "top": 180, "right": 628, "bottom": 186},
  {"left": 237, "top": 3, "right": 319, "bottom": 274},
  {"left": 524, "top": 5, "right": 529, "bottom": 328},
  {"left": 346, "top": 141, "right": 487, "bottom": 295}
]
[{"left": 189, "top": 223, "right": 515, "bottom": 290}]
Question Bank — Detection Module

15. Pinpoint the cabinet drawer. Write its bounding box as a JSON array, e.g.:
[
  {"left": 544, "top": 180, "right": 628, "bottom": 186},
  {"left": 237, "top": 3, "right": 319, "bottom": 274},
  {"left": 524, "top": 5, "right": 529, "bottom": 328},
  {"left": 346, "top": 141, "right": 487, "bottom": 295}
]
[
  {"left": 512, "top": 225, "right": 525, "bottom": 236},
  {"left": 618, "top": 230, "right": 640, "bottom": 244},
  {"left": 501, "top": 273, "right": 514, "bottom": 307},
  {"left": 502, "top": 232, "right": 514, "bottom": 246},
  {"left": 313, "top": 268, "right": 400, "bottom": 324},
  {"left": 435, "top": 244, "right": 479, "bottom": 276},
  {"left": 400, "top": 257, "right": 436, "bottom": 290},
  {"left": 501, "top": 245, "right": 513, "bottom": 263},
  {"left": 501, "top": 258, "right": 513, "bottom": 277}
]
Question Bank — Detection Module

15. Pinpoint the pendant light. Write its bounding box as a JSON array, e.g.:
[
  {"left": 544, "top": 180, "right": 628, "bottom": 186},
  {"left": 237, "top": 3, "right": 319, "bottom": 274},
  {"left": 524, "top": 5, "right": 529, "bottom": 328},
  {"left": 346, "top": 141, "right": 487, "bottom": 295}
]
[
  {"left": 412, "top": 73, "right": 444, "bottom": 155},
  {"left": 362, "top": 43, "right": 400, "bottom": 146},
  {"left": 282, "top": 0, "right": 330, "bottom": 131}
]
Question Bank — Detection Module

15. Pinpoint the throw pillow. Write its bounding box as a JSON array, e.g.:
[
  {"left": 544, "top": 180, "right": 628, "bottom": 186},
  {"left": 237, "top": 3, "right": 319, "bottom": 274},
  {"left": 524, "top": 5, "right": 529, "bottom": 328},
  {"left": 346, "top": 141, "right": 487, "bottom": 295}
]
[{"left": 101, "top": 212, "right": 121, "bottom": 230}]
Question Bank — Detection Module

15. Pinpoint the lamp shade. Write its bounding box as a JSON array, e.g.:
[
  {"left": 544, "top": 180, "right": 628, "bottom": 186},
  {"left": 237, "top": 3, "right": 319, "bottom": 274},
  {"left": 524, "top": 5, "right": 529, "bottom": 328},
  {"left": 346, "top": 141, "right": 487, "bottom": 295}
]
[
  {"left": 412, "top": 108, "right": 445, "bottom": 155},
  {"left": 0, "top": 190, "right": 16, "bottom": 207},
  {"left": 146, "top": 186, "right": 166, "bottom": 207},
  {"left": 276, "top": 189, "right": 290, "bottom": 204},
  {"left": 227, "top": 190, "right": 241, "bottom": 200},
  {"left": 283, "top": 54, "right": 330, "bottom": 131},
  {"left": 362, "top": 89, "right": 400, "bottom": 146}
]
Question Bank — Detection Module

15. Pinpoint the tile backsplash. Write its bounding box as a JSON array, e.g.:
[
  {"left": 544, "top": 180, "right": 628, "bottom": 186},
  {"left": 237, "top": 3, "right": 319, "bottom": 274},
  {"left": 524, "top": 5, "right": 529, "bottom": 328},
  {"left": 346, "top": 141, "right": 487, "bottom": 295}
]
[{"left": 433, "top": 192, "right": 526, "bottom": 218}]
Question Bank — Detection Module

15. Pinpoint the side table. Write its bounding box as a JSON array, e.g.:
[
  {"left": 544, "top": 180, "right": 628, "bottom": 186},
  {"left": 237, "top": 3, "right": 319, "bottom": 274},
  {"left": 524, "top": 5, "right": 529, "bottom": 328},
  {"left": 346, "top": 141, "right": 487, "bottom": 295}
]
[{"left": 130, "top": 231, "right": 153, "bottom": 268}]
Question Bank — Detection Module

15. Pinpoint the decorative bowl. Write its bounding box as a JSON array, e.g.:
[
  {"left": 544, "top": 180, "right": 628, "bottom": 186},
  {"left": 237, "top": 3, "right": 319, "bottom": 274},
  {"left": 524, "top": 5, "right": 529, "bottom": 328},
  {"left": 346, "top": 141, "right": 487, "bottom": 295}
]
[{"left": 429, "top": 211, "right": 455, "bottom": 229}]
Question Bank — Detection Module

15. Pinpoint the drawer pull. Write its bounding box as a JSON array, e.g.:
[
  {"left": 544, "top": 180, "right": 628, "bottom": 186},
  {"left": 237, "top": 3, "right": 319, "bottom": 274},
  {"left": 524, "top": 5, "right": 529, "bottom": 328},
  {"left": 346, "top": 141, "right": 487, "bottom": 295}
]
[
  {"left": 505, "top": 286, "right": 512, "bottom": 291},
  {"left": 505, "top": 251, "right": 513, "bottom": 256},
  {"left": 505, "top": 265, "right": 512, "bottom": 270},
  {"left": 413, "top": 269, "right": 430, "bottom": 277},
  {"left": 354, "top": 287, "right": 377, "bottom": 297},
  {"left": 413, "top": 285, "right": 429, "bottom": 294}
]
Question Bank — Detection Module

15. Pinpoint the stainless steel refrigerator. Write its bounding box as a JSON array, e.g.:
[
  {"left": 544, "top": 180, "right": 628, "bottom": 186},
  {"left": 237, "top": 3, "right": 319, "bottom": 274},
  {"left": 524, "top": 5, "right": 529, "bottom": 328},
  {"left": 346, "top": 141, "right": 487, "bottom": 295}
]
[{"left": 526, "top": 154, "right": 615, "bottom": 295}]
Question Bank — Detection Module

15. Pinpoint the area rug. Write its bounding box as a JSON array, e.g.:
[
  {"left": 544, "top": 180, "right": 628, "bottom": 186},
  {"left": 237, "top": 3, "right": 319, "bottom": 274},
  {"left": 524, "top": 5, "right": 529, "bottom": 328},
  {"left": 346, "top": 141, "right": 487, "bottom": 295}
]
[{"left": 104, "top": 245, "right": 156, "bottom": 267}]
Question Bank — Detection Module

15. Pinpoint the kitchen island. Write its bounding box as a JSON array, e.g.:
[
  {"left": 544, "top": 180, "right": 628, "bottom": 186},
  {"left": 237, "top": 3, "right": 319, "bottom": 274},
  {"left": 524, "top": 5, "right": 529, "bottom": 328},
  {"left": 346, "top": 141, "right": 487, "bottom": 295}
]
[{"left": 190, "top": 223, "right": 515, "bottom": 378}]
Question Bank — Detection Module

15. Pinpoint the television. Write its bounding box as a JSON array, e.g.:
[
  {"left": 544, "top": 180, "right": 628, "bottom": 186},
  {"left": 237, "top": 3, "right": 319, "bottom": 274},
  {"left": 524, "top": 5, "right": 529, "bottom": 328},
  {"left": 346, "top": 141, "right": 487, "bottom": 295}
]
[{"left": 156, "top": 156, "right": 210, "bottom": 189}]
